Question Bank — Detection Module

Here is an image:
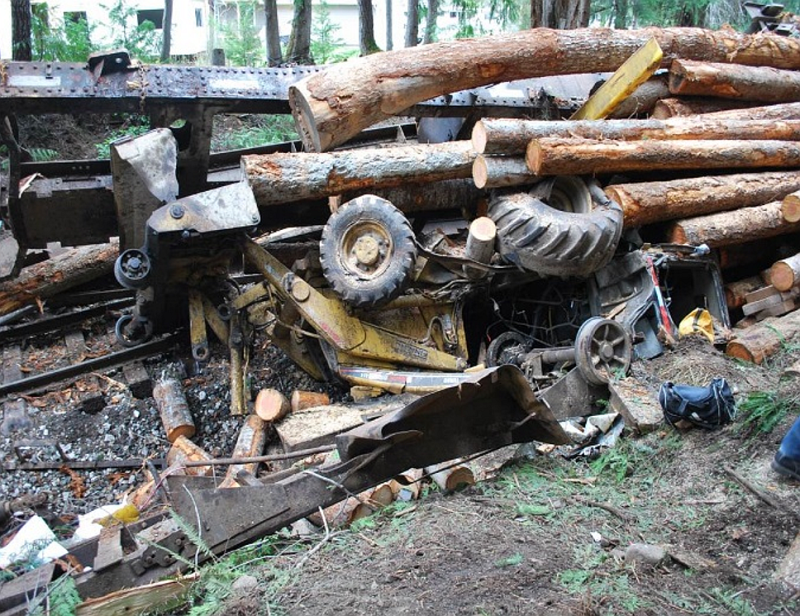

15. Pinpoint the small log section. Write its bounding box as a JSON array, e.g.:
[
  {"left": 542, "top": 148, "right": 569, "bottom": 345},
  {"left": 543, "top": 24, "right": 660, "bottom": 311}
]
[
  {"left": 667, "top": 201, "right": 800, "bottom": 248},
  {"left": 472, "top": 156, "right": 535, "bottom": 189},
  {"left": 219, "top": 414, "right": 268, "bottom": 488},
  {"left": 725, "top": 275, "right": 767, "bottom": 309},
  {"left": 669, "top": 60, "right": 800, "bottom": 103},
  {"left": 0, "top": 240, "right": 119, "bottom": 316},
  {"left": 473, "top": 118, "right": 800, "bottom": 156},
  {"left": 526, "top": 139, "right": 800, "bottom": 176},
  {"left": 770, "top": 253, "right": 800, "bottom": 292},
  {"left": 726, "top": 309, "right": 800, "bottom": 363},
  {"left": 166, "top": 435, "right": 214, "bottom": 477},
  {"left": 782, "top": 189, "right": 800, "bottom": 223},
  {"left": 651, "top": 97, "right": 755, "bottom": 119},
  {"left": 243, "top": 141, "right": 475, "bottom": 206},
  {"left": 424, "top": 459, "right": 475, "bottom": 492},
  {"left": 153, "top": 378, "right": 195, "bottom": 443},
  {"left": 604, "top": 170, "right": 800, "bottom": 228},
  {"left": 288, "top": 27, "right": 800, "bottom": 151},
  {"left": 291, "top": 390, "right": 330, "bottom": 413},
  {"left": 254, "top": 388, "right": 290, "bottom": 422}
]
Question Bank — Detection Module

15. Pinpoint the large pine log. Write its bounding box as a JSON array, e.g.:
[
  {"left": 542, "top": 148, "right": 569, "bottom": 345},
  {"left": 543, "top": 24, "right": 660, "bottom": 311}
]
[
  {"left": 0, "top": 240, "right": 118, "bottom": 316},
  {"left": 770, "top": 253, "right": 800, "bottom": 292},
  {"left": 669, "top": 60, "right": 800, "bottom": 102},
  {"left": 526, "top": 139, "right": 800, "bottom": 176},
  {"left": 341, "top": 179, "right": 483, "bottom": 213},
  {"left": 700, "top": 101, "right": 800, "bottom": 120},
  {"left": 667, "top": 201, "right": 800, "bottom": 248},
  {"left": 473, "top": 117, "right": 800, "bottom": 155},
  {"left": 289, "top": 27, "right": 800, "bottom": 152},
  {"left": 243, "top": 142, "right": 475, "bottom": 206},
  {"left": 605, "top": 170, "right": 800, "bottom": 227},
  {"left": 726, "top": 309, "right": 800, "bottom": 363},
  {"left": 651, "top": 97, "right": 756, "bottom": 118},
  {"left": 472, "top": 155, "right": 535, "bottom": 188}
]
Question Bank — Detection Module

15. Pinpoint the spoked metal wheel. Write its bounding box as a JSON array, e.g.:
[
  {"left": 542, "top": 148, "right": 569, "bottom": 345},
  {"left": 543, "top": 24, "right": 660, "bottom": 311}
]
[{"left": 574, "top": 317, "right": 632, "bottom": 385}]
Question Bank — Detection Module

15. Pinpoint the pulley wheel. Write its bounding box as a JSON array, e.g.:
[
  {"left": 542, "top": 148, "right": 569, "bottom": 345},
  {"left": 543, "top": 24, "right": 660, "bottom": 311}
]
[
  {"left": 574, "top": 317, "right": 632, "bottom": 385},
  {"left": 115, "top": 249, "right": 152, "bottom": 289},
  {"left": 486, "top": 331, "right": 530, "bottom": 367}
]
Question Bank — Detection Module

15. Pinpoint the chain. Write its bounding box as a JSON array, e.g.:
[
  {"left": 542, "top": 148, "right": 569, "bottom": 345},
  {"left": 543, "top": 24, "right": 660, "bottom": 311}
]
[
  {"left": 125, "top": 63, "right": 149, "bottom": 114},
  {"left": 0, "top": 63, "right": 8, "bottom": 87}
]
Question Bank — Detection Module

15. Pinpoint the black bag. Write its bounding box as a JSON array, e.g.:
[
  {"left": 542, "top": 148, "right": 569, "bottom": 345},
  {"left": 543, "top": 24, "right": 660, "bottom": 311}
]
[{"left": 658, "top": 377, "right": 736, "bottom": 429}]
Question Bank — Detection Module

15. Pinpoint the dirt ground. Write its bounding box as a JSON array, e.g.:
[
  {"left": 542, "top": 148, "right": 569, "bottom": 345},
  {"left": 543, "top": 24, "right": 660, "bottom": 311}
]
[{"left": 175, "top": 338, "right": 799, "bottom": 616}]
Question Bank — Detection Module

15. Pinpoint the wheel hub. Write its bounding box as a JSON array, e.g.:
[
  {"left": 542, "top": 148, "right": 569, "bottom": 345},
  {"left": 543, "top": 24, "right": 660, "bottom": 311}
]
[{"left": 353, "top": 236, "right": 381, "bottom": 267}]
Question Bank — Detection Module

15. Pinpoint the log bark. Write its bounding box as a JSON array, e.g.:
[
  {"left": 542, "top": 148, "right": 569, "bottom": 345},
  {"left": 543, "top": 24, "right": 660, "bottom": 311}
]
[
  {"left": 700, "top": 102, "right": 800, "bottom": 120},
  {"left": 651, "top": 97, "right": 756, "bottom": 119},
  {"left": 153, "top": 378, "right": 195, "bottom": 443},
  {"left": 607, "top": 75, "right": 670, "bottom": 118},
  {"left": 726, "top": 309, "right": 800, "bottom": 363},
  {"left": 717, "top": 241, "right": 785, "bottom": 271},
  {"left": 474, "top": 118, "right": 800, "bottom": 156},
  {"left": 219, "top": 414, "right": 268, "bottom": 488},
  {"left": 310, "top": 483, "right": 394, "bottom": 527},
  {"left": 472, "top": 155, "right": 536, "bottom": 189},
  {"left": 165, "top": 436, "right": 213, "bottom": 477},
  {"left": 288, "top": 27, "right": 800, "bottom": 152},
  {"left": 424, "top": 459, "right": 475, "bottom": 492},
  {"left": 243, "top": 142, "right": 475, "bottom": 206},
  {"left": 605, "top": 170, "right": 800, "bottom": 228},
  {"left": 0, "top": 240, "right": 119, "bottom": 316},
  {"left": 667, "top": 201, "right": 800, "bottom": 248},
  {"left": 725, "top": 275, "right": 768, "bottom": 309},
  {"left": 669, "top": 60, "right": 800, "bottom": 103},
  {"left": 291, "top": 390, "right": 331, "bottom": 413},
  {"left": 770, "top": 253, "right": 800, "bottom": 292},
  {"left": 782, "top": 189, "right": 800, "bottom": 223},
  {"left": 526, "top": 139, "right": 800, "bottom": 176},
  {"left": 254, "top": 388, "right": 290, "bottom": 422},
  {"left": 341, "top": 179, "right": 484, "bottom": 214}
]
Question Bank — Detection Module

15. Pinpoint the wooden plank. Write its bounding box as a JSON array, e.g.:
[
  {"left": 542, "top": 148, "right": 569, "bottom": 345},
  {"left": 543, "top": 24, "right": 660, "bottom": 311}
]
[
  {"left": 2, "top": 345, "right": 22, "bottom": 385},
  {"left": 276, "top": 404, "right": 365, "bottom": 452},
  {"left": 122, "top": 361, "right": 152, "bottom": 399},
  {"left": 608, "top": 376, "right": 664, "bottom": 434},
  {"left": 755, "top": 298, "right": 797, "bottom": 321},
  {"left": 743, "top": 293, "right": 783, "bottom": 316},
  {"left": 76, "top": 575, "right": 197, "bottom": 616},
  {"left": 570, "top": 37, "right": 663, "bottom": 120},
  {"left": 744, "top": 285, "right": 778, "bottom": 304}
]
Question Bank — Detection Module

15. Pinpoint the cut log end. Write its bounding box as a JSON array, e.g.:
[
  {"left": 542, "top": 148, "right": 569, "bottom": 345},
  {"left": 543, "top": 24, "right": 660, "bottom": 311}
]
[
  {"left": 288, "top": 83, "right": 325, "bottom": 153},
  {"left": 473, "top": 156, "right": 489, "bottom": 188},
  {"left": 255, "top": 388, "right": 290, "bottom": 422},
  {"left": 725, "top": 340, "right": 757, "bottom": 363},
  {"left": 471, "top": 121, "right": 488, "bottom": 154},
  {"left": 782, "top": 193, "right": 800, "bottom": 223}
]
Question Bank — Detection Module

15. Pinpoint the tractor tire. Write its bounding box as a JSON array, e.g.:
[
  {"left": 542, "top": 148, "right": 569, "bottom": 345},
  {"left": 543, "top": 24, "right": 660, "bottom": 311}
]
[
  {"left": 489, "top": 177, "right": 623, "bottom": 278},
  {"left": 320, "top": 195, "right": 417, "bottom": 309}
]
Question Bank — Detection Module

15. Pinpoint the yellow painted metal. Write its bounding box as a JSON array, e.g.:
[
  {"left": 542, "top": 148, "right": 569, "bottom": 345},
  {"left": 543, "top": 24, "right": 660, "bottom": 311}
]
[
  {"left": 187, "top": 288, "right": 208, "bottom": 356},
  {"left": 570, "top": 37, "right": 663, "bottom": 121},
  {"left": 201, "top": 294, "right": 230, "bottom": 343},
  {"left": 242, "top": 237, "right": 465, "bottom": 371}
]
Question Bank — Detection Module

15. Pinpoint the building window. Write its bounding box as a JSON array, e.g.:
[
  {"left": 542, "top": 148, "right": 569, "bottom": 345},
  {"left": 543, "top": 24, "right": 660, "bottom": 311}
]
[
  {"left": 195, "top": 8, "right": 203, "bottom": 27},
  {"left": 137, "top": 9, "right": 164, "bottom": 29}
]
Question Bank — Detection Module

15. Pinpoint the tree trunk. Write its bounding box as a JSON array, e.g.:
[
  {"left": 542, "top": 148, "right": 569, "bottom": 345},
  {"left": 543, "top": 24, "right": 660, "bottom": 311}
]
[
  {"left": 423, "top": 0, "right": 439, "bottom": 44},
  {"left": 473, "top": 118, "right": 800, "bottom": 156},
  {"left": 651, "top": 97, "right": 756, "bottom": 119},
  {"left": 161, "top": 0, "right": 173, "bottom": 62},
  {"left": 726, "top": 309, "right": 800, "bottom": 363},
  {"left": 526, "top": 139, "right": 800, "bottom": 176},
  {"left": 285, "top": 0, "right": 313, "bottom": 64},
  {"left": 669, "top": 60, "right": 800, "bottom": 103},
  {"left": 264, "top": 0, "right": 283, "bottom": 66},
  {"left": 725, "top": 275, "right": 768, "bottom": 310},
  {"left": 700, "top": 102, "right": 800, "bottom": 121},
  {"left": 666, "top": 201, "right": 800, "bottom": 248},
  {"left": 604, "top": 171, "right": 800, "bottom": 228},
  {"left": 342, "top": 179, "right": 483, "bottom": 214},
  {"left": 782, "top": 189, "right": 800, "bottom": 223},
  {"left": 472, "top": 155, "right": 536, "bottom": 189},
  {"left": 532, "top": 0, "right": 591, "bottom": 28},
  {"left": 770, "top": 253, "right": 800, "bottom": 292},
  {"left": 153, "top": 378, "right": 196, "bottom": 443},
  {"left": 404, "top": 0, "right": 418, "bottom": 48},
  {"left": 11, "top": 0, "right": 32, "bottom": 61},
  {"left": 289, "top": 27, "right": 800, "bottom": 152},
  {"left": 386, "top": 0, "right": 393, "bottom": 50},
  {"left": 359, "top": 0, "right": 380, "bottom": 55},
  {"left": 607, "top": 75, "right": 669, "bottom": 118},
  {"left": 243, "top": 141, "right": 475, "bottom": 206},
  {"left": 0, "top": 240, "right": 118, "bottom": 316}
]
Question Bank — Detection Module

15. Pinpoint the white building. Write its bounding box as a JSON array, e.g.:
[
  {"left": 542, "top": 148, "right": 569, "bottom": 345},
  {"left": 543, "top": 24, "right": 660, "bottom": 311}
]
[{"left": 0, "top": 0, "right": 498, "bottom": 62}]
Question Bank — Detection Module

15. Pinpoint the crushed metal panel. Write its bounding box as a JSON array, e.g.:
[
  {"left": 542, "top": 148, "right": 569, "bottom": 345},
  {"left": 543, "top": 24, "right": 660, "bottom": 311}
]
[{"left": 111, "top": 129, "right": 179, "bottom": 251}]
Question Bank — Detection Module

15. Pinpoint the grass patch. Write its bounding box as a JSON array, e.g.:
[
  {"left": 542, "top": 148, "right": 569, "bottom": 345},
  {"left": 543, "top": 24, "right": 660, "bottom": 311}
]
[{"left": 737, "top": 390, "right": 798, "bottom": 439}]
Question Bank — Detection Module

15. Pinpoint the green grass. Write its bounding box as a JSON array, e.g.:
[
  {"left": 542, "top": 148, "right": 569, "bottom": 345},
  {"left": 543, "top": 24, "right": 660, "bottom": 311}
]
[{"left": 737, "top": 390, "right": 798, "bottom": 439}]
